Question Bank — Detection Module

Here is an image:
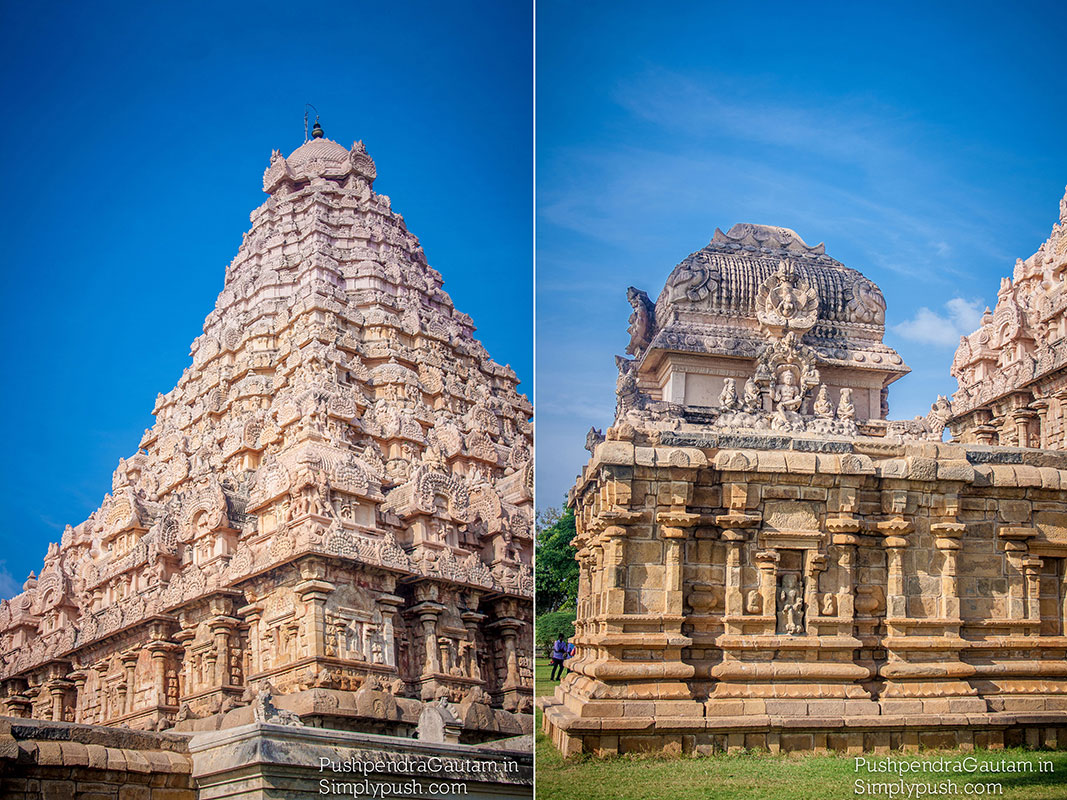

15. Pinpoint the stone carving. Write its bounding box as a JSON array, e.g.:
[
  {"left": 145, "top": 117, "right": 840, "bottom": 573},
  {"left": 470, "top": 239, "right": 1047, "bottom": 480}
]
[
  {"left": 625, "top": 287, "right": 655, "bottom": 356},
  {"left": 741, "top": 378, "right": 760, "bottom": 413},
  {"left": 252, "top": 682, "right": 304, "bottom": 727},
  {"left": 813, "top": 384, "right": 834, "bottom": 418},
  {"left": 776, "top": 574, "right": 804, "bottom": 635},
  {"left": 0, "top": 129, "right": 533, "bottom": 739},
  {"left": 719, "top": 378, "right": 741, "bottom": 411},
  {"left": 756, "top": 260, "right": 819, "bottom": 337},
  {"left": 844, "top": 277, "right": 887, "bottom": 324},
  {"left": 584, "top": 427, "right": 605, "bottom": 454},
  {"left": 838, "top": 388, "right": 855, "bottom": 421},
  {"left": 771, "top": 369, "right": 805, "bottom": 432},
  {"left": 886, "top": 396, "right": 952, "bottom": 441},
  {"left": 664, "top": 251, "right": 719, "bottom": 303}
]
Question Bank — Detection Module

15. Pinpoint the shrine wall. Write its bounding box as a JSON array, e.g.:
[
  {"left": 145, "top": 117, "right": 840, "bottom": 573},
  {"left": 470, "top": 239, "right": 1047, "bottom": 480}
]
[{"left": 542, "top": 432, "right": 1067, "bottom": 756}]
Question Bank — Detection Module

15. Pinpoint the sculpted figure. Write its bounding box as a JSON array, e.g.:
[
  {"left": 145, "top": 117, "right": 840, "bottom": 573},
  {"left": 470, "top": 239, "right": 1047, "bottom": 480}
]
[
  {"left": 813, "top": 384, "right": 834, "bottom": 418},
  {"left": 845, "top": 278, "right": 887, "bottom": 324},
  {"left": 745, "top": 589, "right": 762, "bottom": 614},
  {"left": 771, "top": 370, "right": 805, "bottom": 431},
  {"left": 719, "top": 378, "right": 741, "bottom": 410},
  {"left": 756, "top": 261, "right": 819, "bottom": 335},
  {"left": 774, "top": 371, "right": 802, "bottom": 412},
  {"left": 625, "top": 287, "right": 655, "bottom": 356},
  {"left": 838, "top": 388, "right": 856, "bottom": 421},
  {"left": 585, "top": 427, "right": 605, "bottom": 454},
  {"left": 742, "top": 377, "right": 761, "bottom": 412},
  {"left": 777, "top": 574, "right": 804, "bottom": 635}
]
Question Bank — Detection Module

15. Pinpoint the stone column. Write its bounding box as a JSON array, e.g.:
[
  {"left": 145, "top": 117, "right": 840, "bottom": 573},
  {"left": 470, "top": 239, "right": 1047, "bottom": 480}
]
[
  {"left": 208, "top": 618, "right": 237, "bottom": 687},
  {"left": 238, "top": 602, "right": 264, "bottom": 675},
  {"left": 377, "top": 594, "right": 404, "bottom": 669},
  {"left": 411, "top": 601, "right": 445, "bottom": 677},
  {"left": 829, "top": 529, "right": 860, "bottom": 624},
  {"left": 94, "top": 663, "right": 110, "bottom": 723},
  {"left": 999, "top": 527, "right": 1036, "bottom": 620},
  {"left": 755, "top": 550, "right": 779, "bottom": 618},
  {"left": 174, "top": 628, "right": 197, "bottom": 698},
  {"left": 591, "top": 545, "right": 605, "bottom": 618},
  {"left": 1024, "top": 557, "right": 1043, "bottom": 624},
  {"left": 717, "top": 510, "right": 760, "bottom": 630},
  {"left": 877, "top": 517, "right": 914, "bottom": 624},
  {"left": 657, "top": 510, "right": 700, "bottom": 617},
  {"left": 804, "top": 553, "right": 827, "bottom": 633},
  {"left": 491, "top": 618, "right": 524, "bottom": 689},
  {"left": 294, "top": 578, "right": 336, "bottom": 662},
  {"left": 723, "top": 530, "right": 746, "bottom": 619},
  {"left": 1031, "top": 399, "right": 1050, "bottom": 449},
  {"left": 47, "top": 680, "right": 72, "bottom": 722},
  {"left": 932, "top": 522, "right": 966, "bottom": 623},
  {"left": 69, "top": 671, "right": 87, "bottom": 724},
  {"left": 600, "top": 524, "right": 629, "bottom": 617},
  {"left": 461, "top": 610, "right": 487, "bottom": 681},
  {"left": 122, "top": 652, "right": 138, "bottom": 716}
]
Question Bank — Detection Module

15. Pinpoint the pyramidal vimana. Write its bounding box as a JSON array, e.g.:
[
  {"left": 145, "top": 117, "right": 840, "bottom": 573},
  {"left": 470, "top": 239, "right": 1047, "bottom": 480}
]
[{"left": 0, "top": 125, "right": 534, "bottom": 739}]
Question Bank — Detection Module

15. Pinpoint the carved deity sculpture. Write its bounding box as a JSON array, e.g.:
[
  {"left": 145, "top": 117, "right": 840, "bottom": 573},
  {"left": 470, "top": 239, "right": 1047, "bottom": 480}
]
[
  {"left": 719, "top": 378, "right": 741, "bottom": 411},
  {"left": 756, "top": 261, "right": 819, "bottom": 337},
  {"left": 744, "top": 589, "right": 762, "bottom": 614},
  {"left": 772, "top": 370, "right": 805, "bottom": 431},
  {"left": 813, "top": 385, "right": 834, "bottom": 419},
  {"left": 742, "top": 378, "right": 761, "bottom": 413},
  {"left": 838, "top": 388, "right": 856, "bottom": 421},
  {"left": 777, "top": 573, "right": 804, "bottom": 635}
]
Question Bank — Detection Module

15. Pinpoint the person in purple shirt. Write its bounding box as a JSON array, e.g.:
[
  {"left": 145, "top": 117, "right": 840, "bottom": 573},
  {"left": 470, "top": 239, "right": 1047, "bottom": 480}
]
[{"left": 550, "top": 634, "right": 568, "bottom": 680}]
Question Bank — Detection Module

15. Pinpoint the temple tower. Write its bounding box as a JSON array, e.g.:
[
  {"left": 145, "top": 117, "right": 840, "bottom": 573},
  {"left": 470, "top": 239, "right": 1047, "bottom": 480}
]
[{"left": 0, "top": 128, "right": 534, "bottom": 739}]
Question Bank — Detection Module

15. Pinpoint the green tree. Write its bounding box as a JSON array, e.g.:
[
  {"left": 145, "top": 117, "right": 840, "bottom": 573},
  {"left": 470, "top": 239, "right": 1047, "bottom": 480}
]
[
  {"left": 535, "top": 504, "right": 578, "bottom": 615},
  {"left": 535, "top": 609, "right": 576, "bottom": 657}
]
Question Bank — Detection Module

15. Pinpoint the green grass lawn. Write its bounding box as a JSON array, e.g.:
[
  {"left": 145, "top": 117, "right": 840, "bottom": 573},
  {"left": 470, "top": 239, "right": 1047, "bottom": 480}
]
[
  {"left": 534, "top": 658, "right": 1067, "bottom": 799},
  {"left": 536, "top": 656, "right": 559, "bottom": 697}
]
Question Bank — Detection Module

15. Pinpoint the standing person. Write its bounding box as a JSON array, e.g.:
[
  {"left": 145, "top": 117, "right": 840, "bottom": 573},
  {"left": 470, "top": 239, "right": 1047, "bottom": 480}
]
[{"left": 549, "top": 634, "right": 568, "bottom": 680}]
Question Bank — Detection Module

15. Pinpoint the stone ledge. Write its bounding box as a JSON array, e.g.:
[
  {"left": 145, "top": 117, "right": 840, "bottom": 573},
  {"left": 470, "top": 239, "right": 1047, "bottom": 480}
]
[{"left": 0, "top": 716, "right": 191, "bottom": 759}]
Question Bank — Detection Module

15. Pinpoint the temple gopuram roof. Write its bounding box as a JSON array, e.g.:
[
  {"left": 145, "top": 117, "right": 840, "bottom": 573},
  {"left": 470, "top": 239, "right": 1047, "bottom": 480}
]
[{"left": 632, "top": 223, "right": 908, "bottom": 376}]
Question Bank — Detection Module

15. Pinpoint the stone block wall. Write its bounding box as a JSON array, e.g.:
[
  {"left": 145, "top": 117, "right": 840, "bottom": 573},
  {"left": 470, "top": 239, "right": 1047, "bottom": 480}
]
[{"left": 0, "top": 716, "right": 194, "bottom": 799}]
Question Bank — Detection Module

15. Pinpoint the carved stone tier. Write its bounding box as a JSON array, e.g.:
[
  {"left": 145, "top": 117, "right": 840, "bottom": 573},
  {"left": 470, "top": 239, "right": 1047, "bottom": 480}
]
[{"left": 950, "top": 186, "right": 1067, "bottom": 447}]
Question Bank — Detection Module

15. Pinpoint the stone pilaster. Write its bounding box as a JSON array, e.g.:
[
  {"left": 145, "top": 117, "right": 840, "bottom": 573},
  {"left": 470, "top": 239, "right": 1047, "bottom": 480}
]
[{"left": 932, "top": 522, "right": 965, "bottom": 624}]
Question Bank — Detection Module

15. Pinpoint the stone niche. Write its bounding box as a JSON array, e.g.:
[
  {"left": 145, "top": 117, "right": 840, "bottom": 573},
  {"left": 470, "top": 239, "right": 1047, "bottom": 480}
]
[{"left": 543, "top": 222, "right": 1067, "bottom": 756}]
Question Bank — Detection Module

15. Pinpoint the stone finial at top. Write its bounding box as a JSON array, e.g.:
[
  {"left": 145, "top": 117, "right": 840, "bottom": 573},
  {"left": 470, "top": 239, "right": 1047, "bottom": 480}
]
[
  {"left": 262, "top": 135, "right": 377, "bottom": 194},
  {"left": 712, "top": 223, "right": 825, "bottom": 255},
  {"left": 1060, "top": 185, "right": 1067, "bottom": 224}
]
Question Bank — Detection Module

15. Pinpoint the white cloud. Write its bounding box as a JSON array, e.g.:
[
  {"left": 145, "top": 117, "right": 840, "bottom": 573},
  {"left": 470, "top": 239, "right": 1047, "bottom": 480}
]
[{"left": 893, "top": 297, "right": 984, "bottom": 346}]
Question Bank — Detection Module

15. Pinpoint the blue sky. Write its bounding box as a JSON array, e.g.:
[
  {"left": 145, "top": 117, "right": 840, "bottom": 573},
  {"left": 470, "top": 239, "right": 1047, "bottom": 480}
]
[
  {"left": 0, "top": 2, "right": 532, "bottom": 598},
  {"left": 535, "top": 0, "right": 1067, "bottom": 511}
]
